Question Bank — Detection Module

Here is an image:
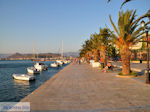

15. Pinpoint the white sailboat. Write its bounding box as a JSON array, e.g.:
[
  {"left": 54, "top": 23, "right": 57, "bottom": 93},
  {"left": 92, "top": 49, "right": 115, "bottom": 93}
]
[
  {"left": 56, "top": 40, "right": 71, "bottom": 64},
  {"left": 56, "top": 40, "right": 64, "bottom": 65}
]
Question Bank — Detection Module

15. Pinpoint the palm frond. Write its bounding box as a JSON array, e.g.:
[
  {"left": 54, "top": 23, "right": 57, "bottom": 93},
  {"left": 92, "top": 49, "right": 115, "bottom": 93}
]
[
  {"left": 109, "top": 10, "right": 146, "bottom": 49},
  {"left": 131, "top": 27, "right": 144, "bottom": 39},
  {"left": 106, "top": 28, "right": 117, "bottom": 41},
  {"left": 120, "top": 0, "right": 133, "bottom": 9},
  {"left": 129, "top": 10, "right": 136, "bottom": 24},
  {"left": 132, "top": 11, "right": 150, "bottom": 26},
  {"left": 132, "top": 36, "right": 143, "bottom": 45},
  {"left": 109, "top": 15, "right": 120, "bottom": 36},
  {"left": 107, "top": 0, "right": 111, "bottom": 3}
]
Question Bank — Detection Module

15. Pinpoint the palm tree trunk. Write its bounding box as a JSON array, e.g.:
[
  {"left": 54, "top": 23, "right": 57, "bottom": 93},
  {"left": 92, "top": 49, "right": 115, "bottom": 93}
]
[
  {"left": 100, "top": 46, "right": 107, "bottom": 67},
  {"left": 93, "top": 49, "right": 98, "bottom": 62},
  {"left": 120, "top": 47, "right": 131, "bottom": 75},
  {"left": 86, "top": 51, "right": 92, "bottom": 63}
]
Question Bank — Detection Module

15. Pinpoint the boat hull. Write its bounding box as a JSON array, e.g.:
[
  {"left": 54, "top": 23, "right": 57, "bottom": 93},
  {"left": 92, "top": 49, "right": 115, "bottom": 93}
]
[
  {"left": 27, "top": 67, "right": 40, "bottom": 74},
  {"left": 34, "top": 63, "right": 48, "bottom": 71},
  {"left": 13, "top": 74, "right": 35, "bottom": 81},
  {"left": 50, "top": 63, "right": 58, "bottom": 67}
]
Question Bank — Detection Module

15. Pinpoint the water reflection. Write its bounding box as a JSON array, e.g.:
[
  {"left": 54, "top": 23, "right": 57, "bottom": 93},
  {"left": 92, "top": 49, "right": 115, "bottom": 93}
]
[{"left": 13, "top": 79, "right": 31, "bottom": 86}]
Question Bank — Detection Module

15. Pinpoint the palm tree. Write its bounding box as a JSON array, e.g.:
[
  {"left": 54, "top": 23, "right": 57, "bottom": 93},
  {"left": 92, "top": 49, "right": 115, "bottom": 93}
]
[
  {"left": 90, "top": 33, "right": 100, "bottom": 62},
  {"left": 109, "top": 10, "right": 145, "bottom": 75},
  {"left": 98, "top": 28, "right": 111, "bottom": 66},
  {"left": 80, "top": 28, "right": 112, "bottom": 66},
  {"left": 80, "top": 39, "right": 93, "bottom": 63},
  {"left": 88, "top": 28, "right": 112, "bottom": 65},
  {"left": 80, "top": 29, "right": 111, "bottom": 65}
]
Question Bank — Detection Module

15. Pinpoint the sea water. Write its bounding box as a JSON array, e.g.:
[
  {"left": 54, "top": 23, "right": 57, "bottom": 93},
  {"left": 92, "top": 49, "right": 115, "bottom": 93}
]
[{"left": 0, "top": 60, "right": 67, "bottom": 102}]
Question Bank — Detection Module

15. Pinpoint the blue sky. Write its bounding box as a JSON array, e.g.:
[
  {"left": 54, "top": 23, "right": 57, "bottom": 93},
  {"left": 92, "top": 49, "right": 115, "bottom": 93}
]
[{"left": 0, "top": 0, "right": 149, "bottom": 54}]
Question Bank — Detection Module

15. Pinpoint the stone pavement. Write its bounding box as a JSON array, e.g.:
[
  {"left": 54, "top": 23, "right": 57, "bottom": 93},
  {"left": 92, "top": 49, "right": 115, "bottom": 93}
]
[{"left": 21, "top": 63, "right": 150, "bottom": 112}]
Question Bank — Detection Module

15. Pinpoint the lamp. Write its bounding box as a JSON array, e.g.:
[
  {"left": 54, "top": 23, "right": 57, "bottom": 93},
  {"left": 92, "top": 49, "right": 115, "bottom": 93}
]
[{"left": 140, "top": 20, "right": 145, "bottom": 28}]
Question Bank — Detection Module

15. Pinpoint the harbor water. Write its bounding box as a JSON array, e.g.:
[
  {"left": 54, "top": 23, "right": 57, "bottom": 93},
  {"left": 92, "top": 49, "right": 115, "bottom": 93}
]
[{"left": 0, "top": 60, "right": 68, "bottom": 102}]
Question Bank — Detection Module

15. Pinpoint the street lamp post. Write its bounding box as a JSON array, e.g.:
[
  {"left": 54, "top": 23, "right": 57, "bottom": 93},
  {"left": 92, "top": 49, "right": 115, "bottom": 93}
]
[
  {"left": 141, "top": 20, "right": 150, "bottom": 84},
  {"left": 146, "top": 30, "right": 149, "bottom": 84}
]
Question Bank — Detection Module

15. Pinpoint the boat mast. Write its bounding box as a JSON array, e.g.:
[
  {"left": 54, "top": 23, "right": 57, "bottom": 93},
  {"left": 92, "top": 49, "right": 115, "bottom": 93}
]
[
  {"left": 61, "top": 40, "right": 63, "bottom": 59},
  {"left": 33, "top": 48, "right": 36, "bottom": 59}
]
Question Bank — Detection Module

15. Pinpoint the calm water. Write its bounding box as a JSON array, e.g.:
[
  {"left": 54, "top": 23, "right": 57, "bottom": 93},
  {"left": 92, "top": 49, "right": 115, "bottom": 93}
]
[{"left": 0, "top": 60, "right": 68, "bottom": 102}]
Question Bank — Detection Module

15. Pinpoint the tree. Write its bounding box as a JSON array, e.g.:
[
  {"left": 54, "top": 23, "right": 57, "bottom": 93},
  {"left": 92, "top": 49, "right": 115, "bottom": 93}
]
[
  {"left": 98, "top": 28, "right": 112, "bottom": 66},
  {"left": 80, "top": 28, "right": 111, "bottom": 65},
  {"left": 80, "top": 39, "right": 93, "bottom": 63},
  {"left": 90, "top": 33, "right": 100, "bottom": 62},
  {"left": 109, "top": 10, "right": 145, "bottom": 75},
  {"left": 107, "top": 45, "right": 118, "bottom": 60}
]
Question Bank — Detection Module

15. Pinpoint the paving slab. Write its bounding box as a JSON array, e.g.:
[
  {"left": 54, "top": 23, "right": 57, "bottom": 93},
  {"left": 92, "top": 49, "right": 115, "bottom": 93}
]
[{"left": 21, "top": 63, "right": 150, "bottom": 112}]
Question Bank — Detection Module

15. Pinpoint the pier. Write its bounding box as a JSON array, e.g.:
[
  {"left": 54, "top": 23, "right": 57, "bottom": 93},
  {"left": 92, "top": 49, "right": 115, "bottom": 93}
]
[{"left": 21, "top": 63, "right": 150, "bottom": 112}]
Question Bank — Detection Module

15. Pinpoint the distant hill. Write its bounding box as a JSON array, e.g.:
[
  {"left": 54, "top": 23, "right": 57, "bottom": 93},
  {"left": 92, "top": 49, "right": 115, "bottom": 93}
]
[
  {"left": 1, "top": 52, "right": 79, "bottom": 59},
  {"left": 0, "top": 54, "right": 11, "bottom": 58},
  {"left": 7, "top": 52, "right": 60, "bottom": 59},
  {"left": 63, "top": 51, "right": 79, "bottom": 57}
]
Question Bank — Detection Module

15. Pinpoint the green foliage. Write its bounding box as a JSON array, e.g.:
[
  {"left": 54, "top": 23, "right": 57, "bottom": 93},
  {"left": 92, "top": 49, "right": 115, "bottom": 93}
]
[
  {"left": 79, "top": 27, "right": 112, "bottom": 58},
  {"left": 109, "top": 10, "right": 145, "bottom": 49},
  {"left": 107, "top": 45, "right": 118, "bottom": 58},
  {"left": 79, "top": 39, "right": 93, "bottom": 57},
  {"left": 99, "top": 28, "right": 112, "bottom": 45}
]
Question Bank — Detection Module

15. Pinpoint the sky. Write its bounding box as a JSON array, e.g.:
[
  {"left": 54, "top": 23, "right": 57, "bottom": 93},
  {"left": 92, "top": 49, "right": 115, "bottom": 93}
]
[{"left": 0, "top": 0, "right": 149, "bottom": 54}]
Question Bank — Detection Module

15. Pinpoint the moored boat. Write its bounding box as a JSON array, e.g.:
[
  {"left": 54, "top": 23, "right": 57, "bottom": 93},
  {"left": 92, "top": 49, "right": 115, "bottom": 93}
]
[
  {"left": 50, "top": 62, "right": 59, "bottom": 67},
  {"left": 13, "top": 74, "right": 35, "bottom": 81},
  {"left": 34, "top": 62, "right": 48, "bottom": 71},
  {"left": 56, "top": 60, "right": 63, "bottom": 66},
  {"left": 63, "top": 60, "right": 68, "bottom": 64},
  {"left": 27, "top": 67, "right": 40, "bottom": 74},
  {"left": 67, "top": 60, "right": 71, "bottom": 63}
]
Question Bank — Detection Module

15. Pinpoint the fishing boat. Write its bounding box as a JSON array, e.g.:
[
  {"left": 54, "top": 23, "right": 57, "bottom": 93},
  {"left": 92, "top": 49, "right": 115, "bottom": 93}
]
[
  {"left": 27, "top": 67, "right": 40, "bottom": 74},
  {"left": 13, "top": 74, "right": 35, "bottom": 81},
  {"left": 34, "top": 62, "right": 48, "bottom": 71},
  {"left": 50, "top": 62, "right": 59, "bottom": 67}
]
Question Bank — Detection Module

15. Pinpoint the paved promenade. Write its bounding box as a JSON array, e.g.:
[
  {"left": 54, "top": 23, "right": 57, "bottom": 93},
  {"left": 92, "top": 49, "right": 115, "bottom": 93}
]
[{"left": 21, "top": 63, "right": 150, "bottom": 112}]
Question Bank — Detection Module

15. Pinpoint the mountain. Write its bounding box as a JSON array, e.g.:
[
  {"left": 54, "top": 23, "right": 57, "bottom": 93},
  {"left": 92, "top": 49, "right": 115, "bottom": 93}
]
[
  {"left": 63, "top": 51, "right": 79, "bottom": 57},
  {"left": 7, "top": 52, "right": 60, "bottom": 59},
  {"left": 0, "top": 54, "right": 11, "bottom": 58},
  {"left": 1, "top": 52, "right": 79, "bottom": 59}
]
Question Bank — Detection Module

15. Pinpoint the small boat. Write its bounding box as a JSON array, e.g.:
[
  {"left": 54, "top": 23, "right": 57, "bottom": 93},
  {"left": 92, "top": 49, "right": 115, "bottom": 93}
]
[
  {"left": 63, "top": 60, "right": 68, "bottom": 64},
  {"left": 34, "top": 62, "right": 48, "bottom": 71},
  {"left": 27, "top": 67, "right": 40, "bottom": 74},
  {"left": 50, "top": 62, "right": 59, "bottom": 67},
  {"left": 67, "top": 60, "right": 71, "bottom": 63},
  {"left": 13, "top": 74, "right": 35, "bottom": 81},
  {"left": 56, "top": 60, "right": 63, "bottom": 66}
]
